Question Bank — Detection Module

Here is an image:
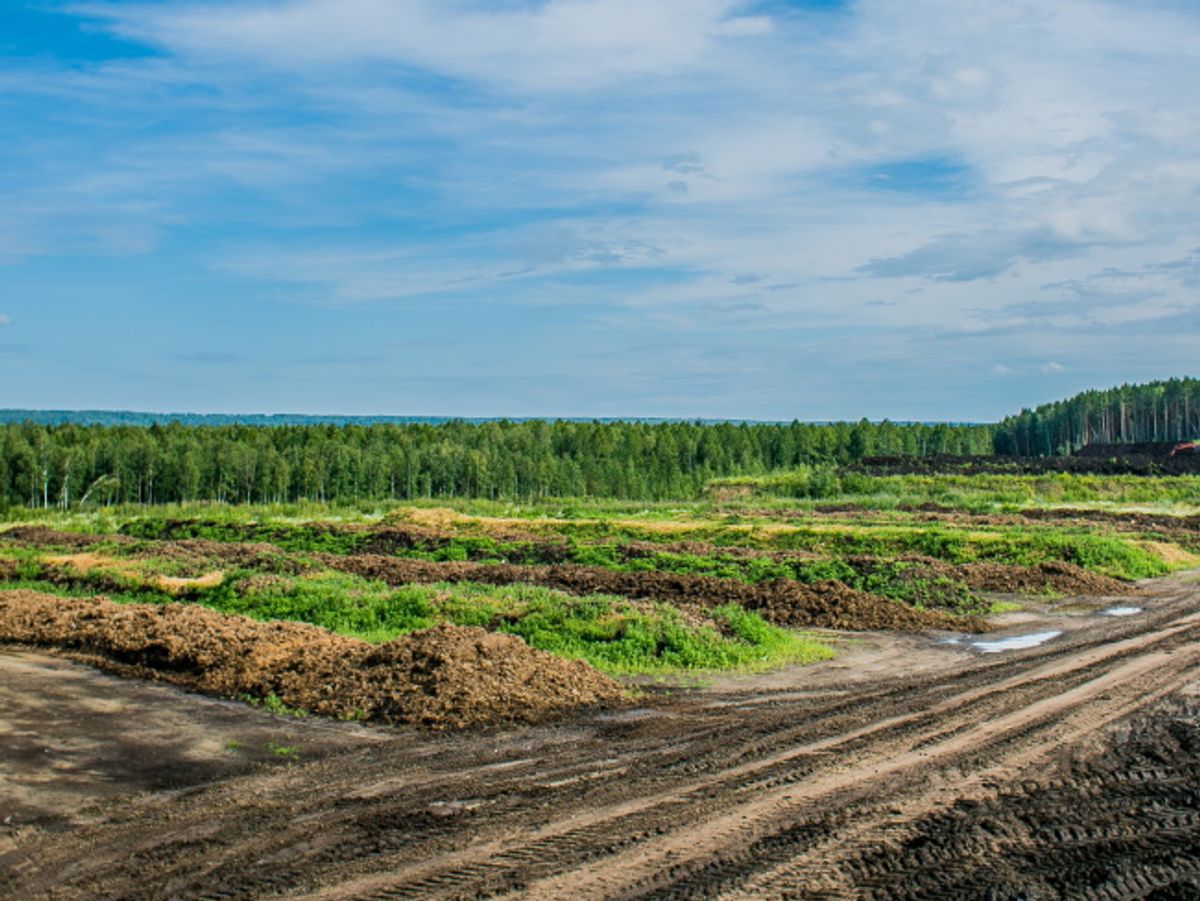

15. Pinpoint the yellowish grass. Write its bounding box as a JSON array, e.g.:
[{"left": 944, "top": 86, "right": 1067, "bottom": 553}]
[
  {"left": 40, "top": 552, "right": 224, "bottom": 595},
  {"left": 1135, "top": 541, "right": 1200, "bottom": 567}
]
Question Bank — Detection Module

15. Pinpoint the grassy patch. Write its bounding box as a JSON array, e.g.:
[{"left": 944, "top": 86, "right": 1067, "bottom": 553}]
[{"left": 0, "top": 556, "right": 831, "bottom": 676}]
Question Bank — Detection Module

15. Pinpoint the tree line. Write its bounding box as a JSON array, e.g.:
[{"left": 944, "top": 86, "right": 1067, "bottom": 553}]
[
  {"left": 0, "top": 419, "right": 994, "bottom": 508},
  {"left": 993, "top": 377, "right": 1200, "bottom": 456}
]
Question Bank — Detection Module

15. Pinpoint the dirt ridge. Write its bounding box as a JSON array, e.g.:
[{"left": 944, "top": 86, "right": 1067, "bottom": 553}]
[
  {"left": 317, "top": 553, "right": 987, "bottom": 633},
  {"left": 0, "top": 590, "right": 623, "bottom": 730}
]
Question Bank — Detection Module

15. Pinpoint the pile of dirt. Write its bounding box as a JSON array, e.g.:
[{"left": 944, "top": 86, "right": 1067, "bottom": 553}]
[
  {"left": 147, "top": 538, "right": 311, "bottom": 575},
  {"left": 0, "top": 590, "right": 624, "bottom": 730},
  {"left": 1013, "top": 507, "right": 1200, "bottom": 535},
  {"left": 0, "top": 525, "right": 115, "bottom": 550},
  {"left": 319, "top": 554, "right": 987, "bottom": 633},
  {"left": 960, "top": 560, "right": 1134, "bottom": 595},
  {"left": 851, "top": 452, "right": 1200, "bottom": 476},
  {"left": 866, "top": 554, "right": 1135, "bottom": 596}
]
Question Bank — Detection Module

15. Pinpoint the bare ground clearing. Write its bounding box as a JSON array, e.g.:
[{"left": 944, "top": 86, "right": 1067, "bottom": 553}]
[{"left": 3, "top": 573, "right": 1199, "bottom": 898}]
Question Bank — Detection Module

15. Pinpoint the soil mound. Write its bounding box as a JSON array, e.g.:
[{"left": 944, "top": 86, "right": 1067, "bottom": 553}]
[
  {"left": 149, "top": 538, "right": 311, "bottom": 575},
  {"left": 319, "top": 554, "right": 986, "bottom": 633},
  {"left": 0, "top": 590, "right": 623, "bottom": 730},
  {"left": 0, "top": 526, "right": 113, "bottom": 550},
  {"left": 878, "top": 555, "right": 1134, "bottom": 596},
  {"left": 961, "top": 560, "right": 1133, "bottom": 595},
  {"left": 853, "top": 452, "right": 1200, "bottom": 476}
]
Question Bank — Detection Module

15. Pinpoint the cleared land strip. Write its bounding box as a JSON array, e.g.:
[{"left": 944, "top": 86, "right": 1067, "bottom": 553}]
[{"left": 3, "top": 581, "right": 1198, "bottom": 899}]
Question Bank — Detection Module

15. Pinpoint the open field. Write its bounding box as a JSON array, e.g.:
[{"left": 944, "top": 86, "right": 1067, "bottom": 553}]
[{"left": 2, "top": 476, "right": 1200, "bottom": 897}]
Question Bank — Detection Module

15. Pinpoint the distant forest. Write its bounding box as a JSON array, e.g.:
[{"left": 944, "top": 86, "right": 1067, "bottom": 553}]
[
  {"left": 993, "top": 378, "right": 1200, "bottom": 456},
  {"left": 0, "top": 410, "right": 770, "bottom": 428},
  {"left": 2, "top": 377, "right": 1197, "bottom": 508},
  {"left": 0, "top": 419, "right": 993, "bottom": 508}
]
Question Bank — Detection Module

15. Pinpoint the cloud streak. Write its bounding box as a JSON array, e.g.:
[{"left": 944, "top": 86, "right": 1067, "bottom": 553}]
[{"left": 2, "top": 0, "right": 1199, "bottom": 417}]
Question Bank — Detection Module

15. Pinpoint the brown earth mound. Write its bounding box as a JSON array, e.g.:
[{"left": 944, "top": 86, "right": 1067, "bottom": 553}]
[
  {"left": 0, "top": 525, "right": 115, "bottom": 550},
  {"left": 961, "top": 560, "right": 1134, "bottom": 595},
  {"left": 318, "top": 554, "right": 986, "bottom": 633},
  {"left": 145, "top": 538, "right": 312, "bottom": 575},
  {"left": 0, "top": 590, "right": 623, "bottom": 730},
  {"left": 869, "top": 555, "right": 1135, "bottom": 596}
]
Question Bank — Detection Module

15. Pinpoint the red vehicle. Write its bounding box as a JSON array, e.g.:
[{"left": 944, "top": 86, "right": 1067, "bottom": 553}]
[{"left": 1169, "top": 441, "right": 1199, "bottom": 457}]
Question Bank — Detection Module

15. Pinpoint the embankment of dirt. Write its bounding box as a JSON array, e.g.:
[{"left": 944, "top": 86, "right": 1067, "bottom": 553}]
[
  {"left": 851, "top": 452, "right": 1200, "bottom": 476},
  {"left": 145, "top": 538, "right": 312, "bottom": 575},
  {"left": 318, "top": 554, "right": 987, "bottom": 633},
  {"left": 0, "top": 590, "right": 624, "bottom": 730},
  {"left": 0, "top": 525, "right": 117, "bottom": 550},
  {"left": 849, "top": 555, "right": 1134, "bottom": 596},
  {"left": 961, "top": 560, "right": 1133, "bottom": 594}
]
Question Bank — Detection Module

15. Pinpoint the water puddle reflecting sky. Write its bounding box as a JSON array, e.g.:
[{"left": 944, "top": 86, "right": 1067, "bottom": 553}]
[{"left": 971, "top": 631, "right": 1063, "bottom": 654}]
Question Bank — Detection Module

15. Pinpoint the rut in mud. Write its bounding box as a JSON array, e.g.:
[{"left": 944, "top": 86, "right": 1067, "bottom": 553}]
[
  {"left": 3, "top": 575, "right": 1199, "bottom": 899},
  {"left": 0, "top": 590, "right": 623, "bottom": 729}
]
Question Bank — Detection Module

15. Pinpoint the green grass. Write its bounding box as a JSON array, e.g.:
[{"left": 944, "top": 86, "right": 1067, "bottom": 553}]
[
  {"left": 708, "top": 470, "right": 1200, "bottom": 511},
  {"left": 362, "top": 522, "right": 1170, "bottom": 582},
  {"left": 0, "top": 554, "right": 831, "bottom": 676}
]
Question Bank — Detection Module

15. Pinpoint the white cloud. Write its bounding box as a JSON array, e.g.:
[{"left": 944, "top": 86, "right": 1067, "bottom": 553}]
[
  {"left": 4, "top": 0, "right": 1200, "bottom": 415},
  {"left": 82, "top": 0, "right": 772, "bottom": 91},
  {"left": 0, "top": 314, "right": 10, "bottom": 326}
]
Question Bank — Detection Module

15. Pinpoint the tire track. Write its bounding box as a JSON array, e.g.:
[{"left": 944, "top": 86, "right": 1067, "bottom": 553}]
[
  {"left": 291, "top": 596, "right": 1200, "bottom": 899},
  {"left": 4, "top": 581, "right": 1199, "bottom": 900}
]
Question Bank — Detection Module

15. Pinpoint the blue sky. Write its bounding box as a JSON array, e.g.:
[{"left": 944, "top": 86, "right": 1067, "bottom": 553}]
[{"left": 2, "top": 0, "right": 1199, "bottom": 420}]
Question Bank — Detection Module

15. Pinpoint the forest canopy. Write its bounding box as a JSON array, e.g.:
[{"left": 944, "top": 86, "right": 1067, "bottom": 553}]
[
  {"left": 993, "top": 378, "right": 1200, "bottom": 456},
  {"left": 0, "top": 418, "right": 992, "bottom": 508},
  {"left": 3, "top": 377, "right": 1197, "bottom": 508}
]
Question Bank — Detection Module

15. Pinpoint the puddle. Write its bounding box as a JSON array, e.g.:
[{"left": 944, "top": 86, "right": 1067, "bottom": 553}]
[
  {"left": 1101, "top": 606, "right": 1143, "bottom": 617},
  {"left": 971, "top": 631, "right": 1062, "bottom": 654}
]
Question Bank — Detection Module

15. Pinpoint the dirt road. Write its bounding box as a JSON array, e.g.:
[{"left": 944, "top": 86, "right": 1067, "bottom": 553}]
[{"left": 3, "top": 576, "right": 1200, "bottom": 899}]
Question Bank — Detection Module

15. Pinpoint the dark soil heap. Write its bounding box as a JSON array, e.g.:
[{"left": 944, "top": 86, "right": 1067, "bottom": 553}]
[
  {"left": 848, "top": 555, "right": 1135, "bottom": 597},
  {"left": 318, "top": 554, "right": 987, "bottom": 633},
  {"left": 960, "top": 560, "right": 1133, "bottom": 595},
  {"left": 0, "top": 590, "right": 624, "bottom": 730},
  {"left": 0, "top": 525, "right": 112, "bottom": 550}
]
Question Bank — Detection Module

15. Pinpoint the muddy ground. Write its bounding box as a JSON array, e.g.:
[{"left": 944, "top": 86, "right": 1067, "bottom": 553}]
[{"left": 3, "top": 573, "right": 1199, "bottom": 898}]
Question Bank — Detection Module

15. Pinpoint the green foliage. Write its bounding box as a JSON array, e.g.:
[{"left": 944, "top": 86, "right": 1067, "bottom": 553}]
[
  {"left": 0, "top": 544, "right": 831, "bottom": 675},
  {"left": 474, "top": 590, "right": 832, "bottom": 673},
  {"left": 216, "top": 573, "right": 437, "bottom": 641},
  {"left": 0, "top": 417, "right": 995, "bottom": 509},
  {"left": 710, "top": 470, "right": 1200, "bottom": 510},
  {"left": 994, "top": 376, "right": 1200, "bottom": 455}
]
